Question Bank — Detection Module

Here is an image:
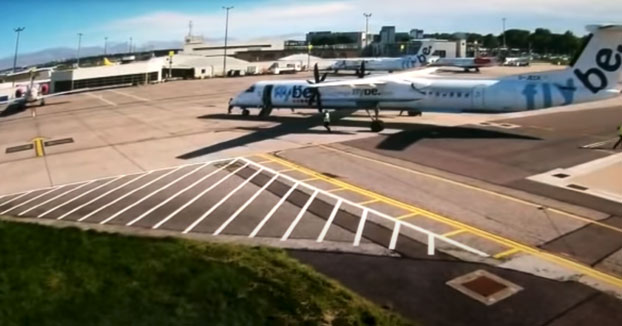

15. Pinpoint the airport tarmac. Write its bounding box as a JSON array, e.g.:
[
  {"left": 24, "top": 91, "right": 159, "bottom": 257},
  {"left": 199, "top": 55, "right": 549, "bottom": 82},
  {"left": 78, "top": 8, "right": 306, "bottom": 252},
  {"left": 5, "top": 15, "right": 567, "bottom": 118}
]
[{"left": 1, "top": 64, "right": 622, "bottom": 307}]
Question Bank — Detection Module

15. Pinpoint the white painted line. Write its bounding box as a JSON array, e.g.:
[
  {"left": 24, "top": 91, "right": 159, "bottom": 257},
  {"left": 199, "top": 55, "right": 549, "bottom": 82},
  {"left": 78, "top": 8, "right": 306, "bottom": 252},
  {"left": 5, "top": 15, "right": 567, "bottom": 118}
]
[
  {"left": 1, "top": 187, "right": 64, "bottom": 215},
  {"left": 0, "top": 191, "right": 33, "bottom": 208},
  {"left": 183, "top": 166, "right": 260, "bottom": 234},
  {"left": 242, "top": 157, "right": 489, "bottom": 257},
  {"left": 18, "top": 181, "right": 95, "bottom": 216},
  {"left": 281, "top": 190, "right": 318, "bottom": 241},
  {"left": 39, "top": 177, "right": 122, "bottom": 218},
  {"left": 57, "top": 174, "right": 151, "bottom": 220},
  {"left": 77, "top": 167, "right": 184, "bottom": 222},
  {"left": 152, "top": 161, "right": 245, "bottom": 230},
  {"left": 317, "top": 199, "right": 342, "bottom": 242},
  {"left": 249, "top": 182, "right": 299, "bottom": 238},
  {"left": 389, "top": 221, "right": 401, "bottom": 250},
  {"left": 127, "top": 162, "right": 236, "bottom": 226},
  {"left": 428, "top": 233, "right": 435, "bottom": 255},
  {"left": 213, "top": 173, "right": 279, "bottom": 236},
  {"left": 99, "top": 164, "right": 207, "bottom": 225},
  {"left": 581, "top": 138, "right": 617, "bottom": 149},
  {"left": 353, "top": 209, "right": 368, "bottom": 247},
  {"left": 86, "top": 92, "right": 117, "bottom": 106},
  {"left": 107, "top": 89, "right": 150, "bottom": 102}
]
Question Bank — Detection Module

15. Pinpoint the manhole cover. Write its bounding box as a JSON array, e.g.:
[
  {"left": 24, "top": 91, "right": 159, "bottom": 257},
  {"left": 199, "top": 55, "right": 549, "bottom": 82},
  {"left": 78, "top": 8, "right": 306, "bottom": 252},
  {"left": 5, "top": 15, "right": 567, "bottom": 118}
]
[
  {"left": 447, "top": 270, "right": 523, "bottom": 305},
  {"left": 6, "top": 144, "right": 34, "bottom": 154},
  {"left": 553, "top": 173, "right": 570, "bottom": 179}
]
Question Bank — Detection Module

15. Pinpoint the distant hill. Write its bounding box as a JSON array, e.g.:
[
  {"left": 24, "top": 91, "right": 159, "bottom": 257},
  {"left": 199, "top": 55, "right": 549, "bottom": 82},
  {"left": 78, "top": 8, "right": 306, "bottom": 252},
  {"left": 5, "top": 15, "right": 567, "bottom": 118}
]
[{"left": 0, "top": 40, "right": 183, "bottom": 70}]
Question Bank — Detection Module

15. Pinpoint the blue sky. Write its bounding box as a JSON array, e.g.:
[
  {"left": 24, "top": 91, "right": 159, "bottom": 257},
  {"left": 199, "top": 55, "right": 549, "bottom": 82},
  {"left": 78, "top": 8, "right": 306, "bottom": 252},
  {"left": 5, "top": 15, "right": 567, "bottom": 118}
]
[{"left": 2, "top": 0, "right": 621, "bottom": 59}]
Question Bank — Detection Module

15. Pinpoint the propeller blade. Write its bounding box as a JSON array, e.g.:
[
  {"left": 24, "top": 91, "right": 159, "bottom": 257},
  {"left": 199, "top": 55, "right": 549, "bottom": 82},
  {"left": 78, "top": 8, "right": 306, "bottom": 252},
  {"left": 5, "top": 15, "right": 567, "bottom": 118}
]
[
  {"left": 308, "top": 91, "right": 317, "bottom": 106},
  {"left": 358, "top": 61, "right": 366, "bottom": 78},
  {"left": 316, "top": 92, "right": 323, "bottom": 113},
  {"left": 320, "top": 72, "right": 328, "bottom": 82},
  {"left": 314, "top": 64, "right": 320, "bottom": 83}
]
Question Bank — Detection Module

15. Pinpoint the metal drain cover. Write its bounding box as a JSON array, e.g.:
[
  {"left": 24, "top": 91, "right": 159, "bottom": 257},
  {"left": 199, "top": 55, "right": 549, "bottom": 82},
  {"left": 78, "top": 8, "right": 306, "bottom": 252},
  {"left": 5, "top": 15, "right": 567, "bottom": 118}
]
[{"left": 447, "top": 270, "right": 523, "bottom": 305}]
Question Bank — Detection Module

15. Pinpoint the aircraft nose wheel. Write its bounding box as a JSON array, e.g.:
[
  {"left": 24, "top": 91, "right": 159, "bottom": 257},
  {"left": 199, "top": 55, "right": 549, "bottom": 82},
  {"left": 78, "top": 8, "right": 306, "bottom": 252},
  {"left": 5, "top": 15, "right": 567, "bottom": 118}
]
[{"left": 370, "top": 120, "right": 385, "bottom": 132}]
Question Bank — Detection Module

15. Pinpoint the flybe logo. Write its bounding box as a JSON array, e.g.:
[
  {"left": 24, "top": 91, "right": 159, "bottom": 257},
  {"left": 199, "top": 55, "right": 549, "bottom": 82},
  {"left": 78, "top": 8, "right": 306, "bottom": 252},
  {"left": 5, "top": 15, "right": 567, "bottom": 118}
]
[
  {"left": 274, "top": 85, "right": 312, "bottom": 101},
  {"left": 574, "top": 45, "right": 622, "bottom": 94}
]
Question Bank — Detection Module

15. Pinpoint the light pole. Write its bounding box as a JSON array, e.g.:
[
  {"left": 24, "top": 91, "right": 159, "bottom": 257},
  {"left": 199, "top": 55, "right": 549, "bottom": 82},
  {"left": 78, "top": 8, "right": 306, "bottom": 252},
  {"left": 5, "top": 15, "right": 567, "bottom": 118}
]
[
  {"left": 12, "top": 27, "right": 25, "bottom": 73},
  {"left": 76, "top": 33, "right": 83, "bottom": 68},
  {"left": 363, "top": 13, "right": 372, "bottom": 48},
  {"left": 104, "top": 37, "right": 108, "bottom": 55},
  {"left": 129, "top": 37, "right": 133, "bottom": 53},
  {"left": 502, "top": 17, "right": 507, "bottom": 49},
  {"left": 222, "top": 6, "right": 234, "bottom": 77}
]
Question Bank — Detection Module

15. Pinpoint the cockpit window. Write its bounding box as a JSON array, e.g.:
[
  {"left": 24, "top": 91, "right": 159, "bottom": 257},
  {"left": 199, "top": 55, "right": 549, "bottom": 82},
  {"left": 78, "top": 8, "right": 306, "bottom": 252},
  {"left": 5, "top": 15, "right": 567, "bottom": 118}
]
[{"left": 245, "top": 86, "right": 255, "bottom": 93}]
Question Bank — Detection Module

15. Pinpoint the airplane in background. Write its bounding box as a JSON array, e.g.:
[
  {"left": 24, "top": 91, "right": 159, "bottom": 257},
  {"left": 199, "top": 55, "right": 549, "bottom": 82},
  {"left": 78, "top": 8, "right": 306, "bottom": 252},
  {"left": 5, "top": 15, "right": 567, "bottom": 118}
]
[
  {"left": 329, "top": 41, "right": 435, "bottom": 73},
  {"left": 503, "top": 56, "right": 531, "bottom": 66},
  {"left": 0, "top": 69, "right": 132, "bottom": 117},
  {"left": 429, "top": 56, "right": 497, "bottom": 72},
  {"left": 228, "top": 24, "right": 622, "bottom": 133}
]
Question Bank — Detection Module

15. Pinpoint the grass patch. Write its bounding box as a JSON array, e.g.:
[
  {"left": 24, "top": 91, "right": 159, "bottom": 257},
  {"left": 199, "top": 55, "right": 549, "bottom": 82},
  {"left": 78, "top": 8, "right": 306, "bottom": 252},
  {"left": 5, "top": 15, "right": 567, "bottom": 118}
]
[{"left": 0, "top": 220, "right": 414, "bottom": 326}]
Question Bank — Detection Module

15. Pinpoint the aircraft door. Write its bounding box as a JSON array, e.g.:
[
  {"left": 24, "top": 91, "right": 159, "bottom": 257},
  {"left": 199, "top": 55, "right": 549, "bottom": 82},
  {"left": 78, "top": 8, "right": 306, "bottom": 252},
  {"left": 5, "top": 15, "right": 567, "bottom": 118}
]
[
  {"left": 262, "top": 85, "right": 273, "bottom": 107},
  {"left": 471, "top": 86, "right": 485, "bottom": 110}
]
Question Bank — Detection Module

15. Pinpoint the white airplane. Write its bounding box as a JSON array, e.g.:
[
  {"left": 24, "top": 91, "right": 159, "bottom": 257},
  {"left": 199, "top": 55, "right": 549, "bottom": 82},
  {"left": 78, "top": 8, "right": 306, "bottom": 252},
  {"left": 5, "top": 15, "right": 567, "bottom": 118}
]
[
  {"left": 329, "top": 41, "right": 435, "bottom": 73},
  {"left": 1, "top": 70, "right": 132, "bottom": 117},
  {"left": 229, "top": 24, "right": 622, "bottom": 132}
]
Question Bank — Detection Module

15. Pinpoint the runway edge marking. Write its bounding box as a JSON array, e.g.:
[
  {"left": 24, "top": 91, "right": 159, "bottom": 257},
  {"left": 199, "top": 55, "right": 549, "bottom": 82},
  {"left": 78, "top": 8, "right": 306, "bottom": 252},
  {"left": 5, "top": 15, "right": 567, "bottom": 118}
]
[{"left": 262, "top": 153, "right": 622, "bottom": 288}]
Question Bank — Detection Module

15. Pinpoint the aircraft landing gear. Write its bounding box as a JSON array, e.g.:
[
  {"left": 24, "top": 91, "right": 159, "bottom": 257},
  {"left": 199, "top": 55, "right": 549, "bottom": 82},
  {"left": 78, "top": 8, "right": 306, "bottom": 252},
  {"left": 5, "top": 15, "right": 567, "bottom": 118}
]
[
  {"left": 241, "top": 108, "right": 250, "bottom": 117},
  {"left": 258, "top": 105, "right": 273, "bottom": 118},
  {"left": 40, "top": 99, "right": 45, "bottom": 106},
  {"left": 366, "top": 107, "right": 385, "bottom": 132},
  {"left": 407, "top": 110, "right": 421, "bottom": 117}
]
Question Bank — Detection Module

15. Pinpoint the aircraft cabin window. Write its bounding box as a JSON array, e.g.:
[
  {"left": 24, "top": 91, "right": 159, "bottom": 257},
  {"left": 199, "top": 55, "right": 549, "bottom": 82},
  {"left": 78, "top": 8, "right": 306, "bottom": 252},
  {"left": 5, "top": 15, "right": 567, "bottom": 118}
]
[
  {"left": 435, "top": 92, "right": 440, "bottom": 97},
  {"left": 450, "top": 92, "right": 454, "bottom": 97},
  {"left": 465, "top": 93, "right": 470, "bottom": 98},
  {"left": 457, "top": 92, "right": 462, "bottom": 98}
]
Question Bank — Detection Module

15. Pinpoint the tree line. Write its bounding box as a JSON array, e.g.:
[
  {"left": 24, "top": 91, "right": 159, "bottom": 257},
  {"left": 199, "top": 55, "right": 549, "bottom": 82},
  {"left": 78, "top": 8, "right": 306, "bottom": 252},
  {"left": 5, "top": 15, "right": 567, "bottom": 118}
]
[{"left": 424, "top": 28, "right": 587, "bottom": 55}]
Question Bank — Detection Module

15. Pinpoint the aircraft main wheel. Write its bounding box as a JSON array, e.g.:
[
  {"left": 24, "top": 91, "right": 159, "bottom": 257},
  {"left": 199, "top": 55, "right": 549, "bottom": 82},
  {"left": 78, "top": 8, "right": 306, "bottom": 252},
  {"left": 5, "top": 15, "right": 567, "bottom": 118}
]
[
  {"left": 242, "top": 109, "right": 250, "bottom": 117},
  {"left": 40, "top": 99, "right": 45, "bottom": 106},
  {"left": 370, "top": 120, "right": 385, "bottom": 132},
  {"left": 407, "top": 110, "right": 421, "bottom": 117}
]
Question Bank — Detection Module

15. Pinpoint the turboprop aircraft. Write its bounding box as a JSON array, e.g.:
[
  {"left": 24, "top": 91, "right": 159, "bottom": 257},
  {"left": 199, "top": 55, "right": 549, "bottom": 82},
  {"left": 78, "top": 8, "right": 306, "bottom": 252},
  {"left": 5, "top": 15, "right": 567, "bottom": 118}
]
[
  {"left": 229, "top": 24, "right": 622, "bottom": 132},
  {"left": 429, "top": 56, "right": 497, "bottom": 72},
  {"left": 329, "top": 40, "right": 435, "bottom": 73}
]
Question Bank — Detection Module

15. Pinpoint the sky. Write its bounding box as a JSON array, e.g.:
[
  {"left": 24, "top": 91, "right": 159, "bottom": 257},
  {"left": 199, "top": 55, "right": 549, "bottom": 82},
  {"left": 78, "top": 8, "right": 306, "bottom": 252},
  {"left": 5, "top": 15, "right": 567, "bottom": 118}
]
[{"left": 2, "top": 0, "right": 622, "bottom": 60}]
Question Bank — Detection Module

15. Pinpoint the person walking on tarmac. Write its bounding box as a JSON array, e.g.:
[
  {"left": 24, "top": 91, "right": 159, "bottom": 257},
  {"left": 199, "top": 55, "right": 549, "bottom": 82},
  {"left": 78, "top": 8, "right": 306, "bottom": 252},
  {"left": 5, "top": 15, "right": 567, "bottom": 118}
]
[
  {"left": 323, "top": 111, "right": 332, "bottom": 133},
  {"left": 614, "top": 123, "right": 622, "bottom": 149}
]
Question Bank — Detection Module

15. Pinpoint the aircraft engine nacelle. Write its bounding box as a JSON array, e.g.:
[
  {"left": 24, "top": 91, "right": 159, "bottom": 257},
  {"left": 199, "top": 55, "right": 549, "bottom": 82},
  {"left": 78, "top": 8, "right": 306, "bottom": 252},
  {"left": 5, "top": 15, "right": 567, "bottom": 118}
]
[{"left": 40, "top": 83, "right": 50, "bottom": 95}]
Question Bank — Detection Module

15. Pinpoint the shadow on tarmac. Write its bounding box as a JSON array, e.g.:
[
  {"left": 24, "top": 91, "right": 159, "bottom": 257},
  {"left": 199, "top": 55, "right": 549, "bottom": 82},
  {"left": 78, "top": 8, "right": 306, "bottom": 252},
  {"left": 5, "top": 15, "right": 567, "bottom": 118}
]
[{"left": 177, "top": 112, "right": 540, "bottom": 160}]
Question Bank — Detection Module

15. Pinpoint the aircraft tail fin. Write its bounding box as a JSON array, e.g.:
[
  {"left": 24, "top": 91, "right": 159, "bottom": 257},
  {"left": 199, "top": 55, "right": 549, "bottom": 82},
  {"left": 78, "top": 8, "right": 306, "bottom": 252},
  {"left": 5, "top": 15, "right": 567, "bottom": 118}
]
[
  {"left": 103, "top": 57, "right": 114, "bottom": 66},
  {"left": 568, "top": 25, "right": 622, "bottom": 92}
]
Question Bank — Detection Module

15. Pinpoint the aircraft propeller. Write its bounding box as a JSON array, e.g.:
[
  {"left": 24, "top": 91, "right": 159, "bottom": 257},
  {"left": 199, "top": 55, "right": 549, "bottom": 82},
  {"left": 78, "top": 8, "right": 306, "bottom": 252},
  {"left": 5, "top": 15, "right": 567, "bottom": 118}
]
[{"left": 307, "top": 63, "right": 328, "bottom": 113}]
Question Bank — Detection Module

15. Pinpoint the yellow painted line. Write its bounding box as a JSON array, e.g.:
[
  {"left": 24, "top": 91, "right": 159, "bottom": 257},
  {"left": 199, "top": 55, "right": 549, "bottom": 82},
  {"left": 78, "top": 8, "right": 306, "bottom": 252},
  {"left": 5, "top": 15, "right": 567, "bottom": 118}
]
[
  {"left": 262, "top": 153, "right": 622, "bottom": 288},
  {"left": 443, "top": 229, "right": 467, "bottom": 237},
  {"left": 301, "top": 177, "right": 319, "bottom": 182},
  {"left": 277, "top": 168, "right": 294, "bottom": 173},
  {"left": 33, "top": 137, "right": 45, "bottom": 157},
  {"left": 493, "top": 248, "right": 521, "bottom": 259},
  {"left": 255, "top": 160, "right": 273, "bottom": 164},
  {"left": 397, "top": 213, "right": 418, "bottom": 220},
  {"left": 318, "top": 145, "right": 622, "bottom": 235},
  {"left": 327, "top": 187, "right": 346, "bottom": 193},
  {"left": 358, "top": 199, "right": 380, "bottom": 205}
]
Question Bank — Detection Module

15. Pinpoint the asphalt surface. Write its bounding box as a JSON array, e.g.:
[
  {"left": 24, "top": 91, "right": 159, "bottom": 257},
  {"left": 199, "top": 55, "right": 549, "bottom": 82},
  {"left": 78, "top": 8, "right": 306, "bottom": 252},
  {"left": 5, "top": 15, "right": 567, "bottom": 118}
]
[
  {"left": 290, "top": 250, "right": 622, "bottom": 326},
  {"left": 344, "top": 105, "right": 622, "bottom": 216},
  {"left": 0, "top": 157, "right": 486, "bottom": 260}
]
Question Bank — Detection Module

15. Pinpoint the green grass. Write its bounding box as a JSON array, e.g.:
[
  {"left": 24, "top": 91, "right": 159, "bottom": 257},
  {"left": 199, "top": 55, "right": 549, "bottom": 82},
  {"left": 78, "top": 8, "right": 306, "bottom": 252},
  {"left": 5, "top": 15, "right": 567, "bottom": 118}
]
[{"left": 0, "top": 220, "right": 414, "bottom": 326}]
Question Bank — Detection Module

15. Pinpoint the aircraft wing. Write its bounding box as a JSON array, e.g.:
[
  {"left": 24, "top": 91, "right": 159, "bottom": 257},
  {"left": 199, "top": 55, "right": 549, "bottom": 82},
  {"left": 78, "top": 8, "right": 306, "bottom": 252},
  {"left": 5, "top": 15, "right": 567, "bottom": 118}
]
[{"left": 308, "top": 80, "right": 388, "bottom": 89}]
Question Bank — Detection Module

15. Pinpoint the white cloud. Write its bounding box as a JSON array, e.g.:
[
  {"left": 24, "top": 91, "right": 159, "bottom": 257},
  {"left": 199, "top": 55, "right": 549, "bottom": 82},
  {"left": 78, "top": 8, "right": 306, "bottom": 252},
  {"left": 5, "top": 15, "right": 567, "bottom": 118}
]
[{"left": 96, "top": 0, "right": 622, "bottom": 44}]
